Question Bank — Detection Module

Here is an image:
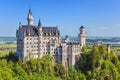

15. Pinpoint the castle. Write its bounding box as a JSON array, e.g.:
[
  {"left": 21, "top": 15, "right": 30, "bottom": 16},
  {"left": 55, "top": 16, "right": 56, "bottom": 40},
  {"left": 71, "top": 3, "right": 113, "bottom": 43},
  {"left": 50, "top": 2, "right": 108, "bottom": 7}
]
[{"left": 16, "top": 9, "right": 86, "bottom": 67}]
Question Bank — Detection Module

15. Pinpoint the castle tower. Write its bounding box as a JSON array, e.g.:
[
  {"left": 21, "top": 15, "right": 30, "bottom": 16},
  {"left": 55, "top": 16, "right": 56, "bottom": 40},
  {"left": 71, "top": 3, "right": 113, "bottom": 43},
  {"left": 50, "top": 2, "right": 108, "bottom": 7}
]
[
  {"left": 64, "top": 35, "right": 69, "bottom": 43},
  {"left": 78, "top": 26, "right": 86, "bottom": 48},
  {"left": 107, "top": 44, "right": 111, "bottom": 53},
  {"left": 27, "top": 8, "right": 34, "bottom": 26},
  {"left": 38, "top": 19, "right": 43, "bottom": 58}
]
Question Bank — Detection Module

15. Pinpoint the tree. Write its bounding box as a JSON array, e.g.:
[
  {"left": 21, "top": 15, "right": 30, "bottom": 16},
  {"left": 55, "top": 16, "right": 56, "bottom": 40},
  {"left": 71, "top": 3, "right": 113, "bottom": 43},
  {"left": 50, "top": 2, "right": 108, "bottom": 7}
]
[
  {"left": 110, "top": 52, "right": 119, "bottom": 65},
  {"left": 13, "top": 64, "right": 29, "bottom": 80},
  {"left": 89, "top": 45, "right": 101, "bottom": 70},
  {"left": 101, "top": 60, "right": 119, "bottom": 80},
  {"left": 81, "top": 45, "right": 87, "bottom": 53},
  {"left": 99, "top": 45, "right": 109, "bottom": 60},
  {"left": 54, "top": 63, "right": 66, "bottom": 79},
  {"left": 68, "top": 66, "right": 86, "bottom": 80}
]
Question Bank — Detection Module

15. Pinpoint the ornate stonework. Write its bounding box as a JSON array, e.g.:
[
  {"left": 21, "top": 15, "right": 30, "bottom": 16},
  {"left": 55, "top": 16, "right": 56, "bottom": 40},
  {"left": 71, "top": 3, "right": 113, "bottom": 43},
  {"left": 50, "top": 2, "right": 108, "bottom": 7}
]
[{"left": 16, "top": 9, "right": 86, "bottom": 68}]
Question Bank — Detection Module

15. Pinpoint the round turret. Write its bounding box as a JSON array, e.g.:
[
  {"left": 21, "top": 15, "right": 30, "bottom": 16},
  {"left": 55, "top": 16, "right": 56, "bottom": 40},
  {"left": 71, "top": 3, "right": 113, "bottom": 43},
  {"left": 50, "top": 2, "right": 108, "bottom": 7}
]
[
  {"left": 65, "top": 35, "right": 69, "bottom": 43},
  {"left": 78, "top": 25, "right": 86, "bottom": 48},
  {"left": 27, "top": 8, "right": 34, "bottom": 26},
  {"left": 80, "top": 26, "right": 85, "bottom": 29},
  {"left": 80, "top": 26, "right": 85, "bottom": 34}
]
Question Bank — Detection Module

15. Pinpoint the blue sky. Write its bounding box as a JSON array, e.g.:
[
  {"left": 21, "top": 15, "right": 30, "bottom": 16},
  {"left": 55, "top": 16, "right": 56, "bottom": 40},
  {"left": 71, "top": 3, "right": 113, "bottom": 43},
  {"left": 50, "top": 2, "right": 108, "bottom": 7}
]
[{"left": 0, "top": 0, "right": 120, "bottom": 37}]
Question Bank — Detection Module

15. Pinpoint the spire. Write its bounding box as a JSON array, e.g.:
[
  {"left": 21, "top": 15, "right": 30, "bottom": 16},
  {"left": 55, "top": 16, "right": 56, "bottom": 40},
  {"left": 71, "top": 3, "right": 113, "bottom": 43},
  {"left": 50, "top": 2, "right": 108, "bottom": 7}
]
[
  {"left": 27, "top": 8, "right": 34, "bottom": 26},
  {"left": 19, "top": 22, "right": 22, "bottom": 28},
  {"left": 19, "top": 22, "right": 21, "bottom": 26},
  {"left": 28, "top": 8, "right": 32, "bottom": 15},
  {"left": 38, "top": 19, "right": 42, "bottom": 26}
]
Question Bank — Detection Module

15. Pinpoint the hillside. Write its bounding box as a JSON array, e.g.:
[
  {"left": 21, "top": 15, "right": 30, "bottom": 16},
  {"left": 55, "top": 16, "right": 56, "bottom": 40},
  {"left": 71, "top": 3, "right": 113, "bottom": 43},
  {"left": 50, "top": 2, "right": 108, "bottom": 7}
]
[{"left": 0, "top": 44, "right": 120, "bottom": 80}]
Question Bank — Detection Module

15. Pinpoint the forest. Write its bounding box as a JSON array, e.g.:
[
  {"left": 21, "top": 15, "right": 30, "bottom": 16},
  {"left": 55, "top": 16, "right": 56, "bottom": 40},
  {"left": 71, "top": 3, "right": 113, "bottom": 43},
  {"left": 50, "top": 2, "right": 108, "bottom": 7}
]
[{"left": 0, "top": 44, "right": 120, "bottom": 80}]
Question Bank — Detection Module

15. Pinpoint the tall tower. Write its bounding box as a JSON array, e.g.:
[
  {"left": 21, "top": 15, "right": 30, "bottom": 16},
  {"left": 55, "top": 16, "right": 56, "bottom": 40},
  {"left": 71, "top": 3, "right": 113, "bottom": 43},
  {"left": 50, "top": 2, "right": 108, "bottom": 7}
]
[
  {"left": 78, "top": 26, "right": 86, "bottom": 48},
  {"left": 107, "top": 44, "right": 110, "bottom": 53},
  {"left": 27, "top": 8, "right": 34, "bottom": 26},
  {"left": 38, "top": 19, "right": 43, "bottom": 58}
]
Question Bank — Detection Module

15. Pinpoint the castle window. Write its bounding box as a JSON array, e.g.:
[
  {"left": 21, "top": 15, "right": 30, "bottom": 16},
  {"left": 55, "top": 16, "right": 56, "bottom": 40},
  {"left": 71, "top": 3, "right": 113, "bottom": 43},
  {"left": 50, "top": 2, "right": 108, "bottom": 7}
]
[
  {"left": 54, "top": 33, "right": 56, "bottom": 36},
  {"left": 44, "top": 33, "right": 46, "bottom": 36},
  {"left": 48, "top": 33, "right": 50, "bottom": 36}
]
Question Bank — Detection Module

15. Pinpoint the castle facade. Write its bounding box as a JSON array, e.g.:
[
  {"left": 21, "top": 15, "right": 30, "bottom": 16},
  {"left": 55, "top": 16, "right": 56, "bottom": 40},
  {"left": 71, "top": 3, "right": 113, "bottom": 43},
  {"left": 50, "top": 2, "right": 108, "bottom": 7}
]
[{"left": 16, "top": 9, "right": 86, "bottom": 67}]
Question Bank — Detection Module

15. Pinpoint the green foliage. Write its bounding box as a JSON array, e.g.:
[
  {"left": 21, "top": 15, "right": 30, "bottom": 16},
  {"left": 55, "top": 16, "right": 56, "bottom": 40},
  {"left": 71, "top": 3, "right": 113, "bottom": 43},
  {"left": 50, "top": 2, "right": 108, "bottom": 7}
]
[
  {"left": 110, "top": 52, "right": 119, "bottom": 65},
  {"left": 81, "top": 45, "right": 87, "bottom": 53},
  {"left": 0, "top": 55, "right": 67, "bottom": 80},
  {"left": 101, "top": 60, "right": 119, "bottom": 80},
  {"left": 90, "top": 45, "right": 101, "bottom": 69},
  {"left": 67, "top": 66, "right": 86, "bottom": 80},
  {"left": 78, "top": 44, "right": 120, "bottom": 80},
  {"left": 99, "top": 45, "right": 110, "bottom": 60},
  {"left": 54, "top": 63, "right": 66, "bottom": 79},
  {"left": 0, "top": 44, "right": 120, "bottom": 80},
  {"left": 13, "top": 64, "right": 29, "bottom": 80},
  {"left": 0, "top": 59, "right": 17, "bottom": 80}
]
